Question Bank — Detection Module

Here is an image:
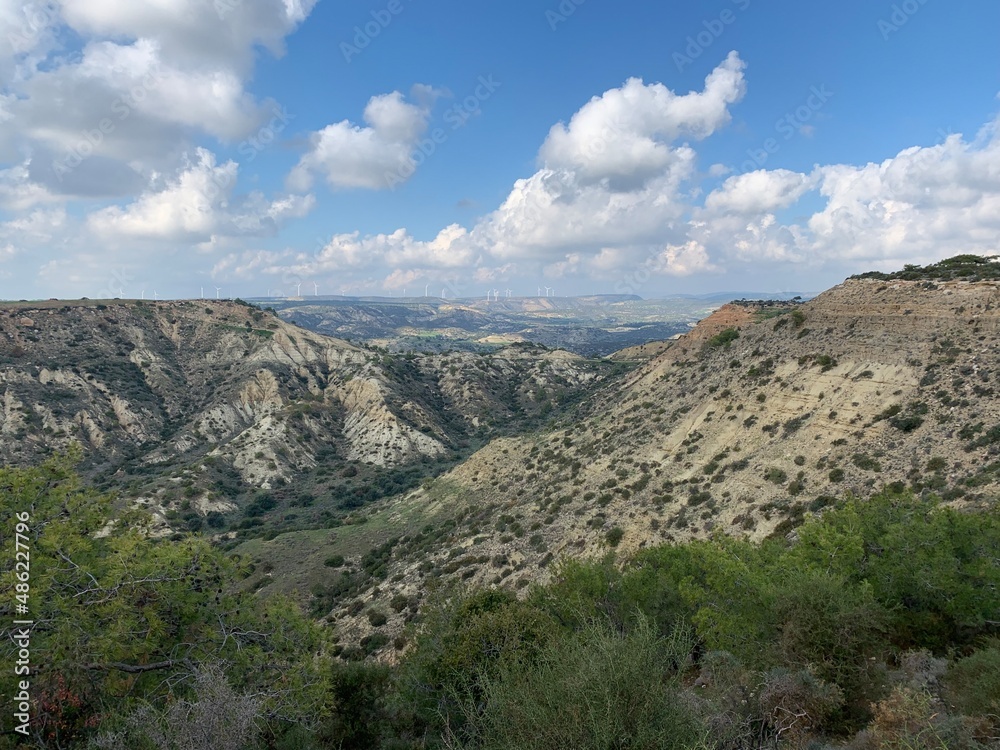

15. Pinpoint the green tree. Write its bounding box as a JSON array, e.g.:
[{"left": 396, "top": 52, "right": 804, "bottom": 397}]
[
  {"left": 0, "top": 453, "right": 328, "bottom": 749},
  {"left": 790, "top": 491, "right": 1000, "bottom": 650}
]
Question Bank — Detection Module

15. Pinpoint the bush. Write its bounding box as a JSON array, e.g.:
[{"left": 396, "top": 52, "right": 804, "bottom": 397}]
[
  {"left": 452, "top": 618, "right": 703, "bottom": 750},
  {"left": 708, "top": 328, "right": 740, "bottom": 348},
  {"left": 396, "top": 589, "right": 559, "bottom": 738},
  {"left": 791, "top": 492, "right": 1000, "bottom": 652},
  {"left": 866, "top": 686, "right": 980, "bottom": 750},
  {"left": 758, "top": 669, "right": 844, "bottom": 746},
  {"left": 605, "top": 527, "right": 625, "bottom": 547},
  {"left": 945, "top": 647, "right": 1000, "bottom": 721},
  {"left": 852, "top": 454, "right": 882, "bottom": 472},
  {"left": 317, "top": 661, "right": 391, "bottom": 750},
  {"left": 829, "top": 468, "right": 845, "bottom": 483},
  {"left": 765, "top": 467, "right": 788, "bottom": 484},
  {"left": 926, "top": 457, "right": 948, "bottom": 473}
]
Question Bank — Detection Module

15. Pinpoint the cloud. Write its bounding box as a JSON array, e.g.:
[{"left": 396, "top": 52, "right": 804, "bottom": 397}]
[
  {"left": 87, "top": 148, "right": 313, "bottom": 243},
  {"left": 0, "top": 1, "right": 315, "bottom": 199},
  {"left": 273, "top": 59, "right": 1000, "bottom": 294},
  {"left": 647, "top": 241, "right": 717, "bottom": 276},
  {"left": 538, "top": 51, "right": 745, "bottom": 190},
  {"left": 58, "top": 0, "right": 315, "bottom": 72},
  {"left": 704, "top": 169, "right": 817, "bottom": 215},
  {"left": 686, "top": 115, "right": 1000, "bottom": 268},
  {"left": 287, "top": 87, "right": 442, "bottom": 191},
  {"left": 0, "top": 160, "right": 60, "bottom": 211},
  {"left": 270, "top": 55, "right": 752, "bottom": 286}
]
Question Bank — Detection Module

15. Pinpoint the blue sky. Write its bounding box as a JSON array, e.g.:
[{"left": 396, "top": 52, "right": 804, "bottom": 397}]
[{"left": 0, "top": 0, "right": 998, "bottom": 299}]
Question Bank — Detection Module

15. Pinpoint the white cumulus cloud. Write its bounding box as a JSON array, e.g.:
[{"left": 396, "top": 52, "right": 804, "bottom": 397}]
[{"left": 287, "top": 87, "right": 442, "bottom": 192}]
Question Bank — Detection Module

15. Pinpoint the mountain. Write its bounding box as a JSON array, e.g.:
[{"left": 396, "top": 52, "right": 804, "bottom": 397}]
[
  {"left": 236, "top": 263, "right": 1000, "bottom": 653},
  {"left": 0, "top": 298, "right": 621, "bottom": 537},
  {"left": 261, "top": 295, "right": 715, "bottom": 356},
  {"left": 7, "top": 258, "right": 1000, "bottom": 659}
]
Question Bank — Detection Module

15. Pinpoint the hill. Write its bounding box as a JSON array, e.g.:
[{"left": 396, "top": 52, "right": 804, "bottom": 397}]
[
  {"left": 263, "top": 295, "right": 717, "bottom": 356},
  {"left": 0, "top": 299, "right": 621, "bottom": 537},
  {"left": 240, "top": 270, "right": 1000, "bottom": 653}
]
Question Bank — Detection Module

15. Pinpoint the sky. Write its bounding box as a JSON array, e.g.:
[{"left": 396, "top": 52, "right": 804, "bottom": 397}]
[{"left": 0, "top": 0, "right": 998, "bottom": 301}]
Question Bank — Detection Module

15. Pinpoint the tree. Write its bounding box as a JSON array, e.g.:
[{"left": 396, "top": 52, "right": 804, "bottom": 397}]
[{"left": 0, "top": 453, "right": 328, "bottom": 749}]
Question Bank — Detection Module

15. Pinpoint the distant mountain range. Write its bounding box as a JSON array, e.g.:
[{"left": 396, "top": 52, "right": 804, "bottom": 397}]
[{"left": 250, "top": 293, "right": 809, "bottom": 356}]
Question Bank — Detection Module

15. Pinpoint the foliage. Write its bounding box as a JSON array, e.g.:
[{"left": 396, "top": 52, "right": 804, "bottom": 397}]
[
  {"left": 449, "top": 617, "right": 705, "bottom": 750},
  {"left": 393, "top": 587, "right": 559, "bottom": 743},
  {"left": 5, "top": 458, "right": 1000, "bottom": 749},
  {"left": 316, "top": 661, "right": 392, "bottom": 750},
  {"left": 0, "top": 454, "right": 327, "bottom": 749},
  {"left": 707, "top": 328, "right": 740, "bottom": 348},
  {"left": 944, "top": 647, "right": 1000, "bottom": 722},
  {"left": 790, "top": 491, "right": 1000, "bottom": 651},
  {"left": 852, "top": 254, "right": 1000, "bottom": 282}
]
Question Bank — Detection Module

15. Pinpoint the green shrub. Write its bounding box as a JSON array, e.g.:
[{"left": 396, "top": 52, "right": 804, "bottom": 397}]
[
  {"left": 765, "top": 467, "right": 788, "bottom": 484},
  {"left": 708, "top": 328, "right": 740, "bottom": 348},
  {"left": 852, "top": 454, "right": 882, "bottom": 472},
  {"left": 945, "top": 647, "right": 1000, "bottom": 720},
  {"left": 317, "top": 661, "right": 391, "bottom": 750},
  {"left": 397, "top": 589, "right": 559, "bottom": 737},
  {"left": 452, "top": 618, "right": 703, "bottom": 750},
  {"left": 605, "top": 527, "right": 625, "bottom": 547},
  {"left": 926, "top": 457, "right": 948, "bottom": 473},
  {"left": 791, "top": 492, "right": 1000, "bottom": 651}
]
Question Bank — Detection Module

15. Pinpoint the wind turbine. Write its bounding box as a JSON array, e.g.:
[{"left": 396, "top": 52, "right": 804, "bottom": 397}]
[
  {"left": 424, "top": 284, "right": 429, "bottom": 297},
  {"left": 215, "top": 287, "right": 221, "bottom": 300},
  {"left": 153, "top": 291, "right": 159, "bottom": 300},
  {"left": 200, "top": 287, "right": 204, "bottom": 299},
  {"left": 441, "top": 288, "right": 446, "bottom": 299},
  {"left": 537, "top": 286, "right": 542, "bottom": 296},
  {"left": 118, "top": 288, "right": 124, "bottom": 299},
  {"left": 313, "top": 282, "right": 319, "bottom": 296},
  {"left": 505, "top": 289, "right": 512, "bottom": 298},
  {"left": 544, "top": 286, "right": 551, "bottom": 298},
  {"left": 140, "top": 290, "right": 145, "bottom": 300},
  {"left": 296, "top": 282, "right": 301, "bottom": 296},
  {"left": 493, "top": 289, "right": 499, "bottom": 301},
  {"left": 485, "top": 290, "right": 491, "bottom": 301}
]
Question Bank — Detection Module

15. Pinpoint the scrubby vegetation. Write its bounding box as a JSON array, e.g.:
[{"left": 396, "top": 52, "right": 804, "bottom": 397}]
[
  {"left": 853, "top": 254, "right": 1000, "bottom": 282},
  {"left": 3, "top": 456, "right": 998, "bottom": 749}
]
